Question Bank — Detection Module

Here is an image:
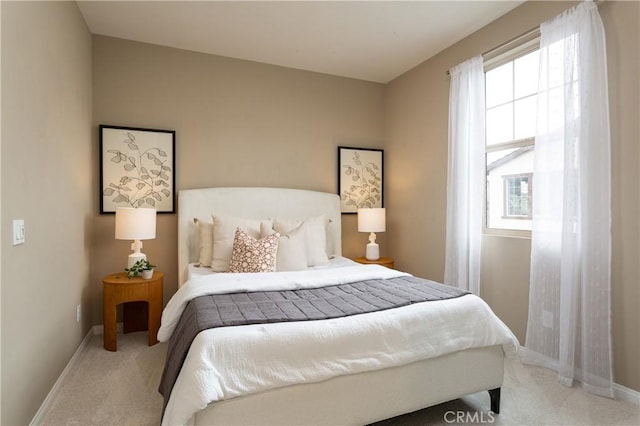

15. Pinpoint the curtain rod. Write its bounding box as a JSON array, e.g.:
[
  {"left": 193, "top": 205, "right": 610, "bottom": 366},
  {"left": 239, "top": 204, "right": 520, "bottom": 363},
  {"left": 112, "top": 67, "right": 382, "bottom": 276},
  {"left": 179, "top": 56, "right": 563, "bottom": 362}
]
[
  {"left": 445, "top": 0, "right": 601, "bottom": 76},
  {"left": 482, "top": 26, "right": 540, "bottom": 59},
  {"left": 445, "top": 26, "right": 539, "bottom": 76}
]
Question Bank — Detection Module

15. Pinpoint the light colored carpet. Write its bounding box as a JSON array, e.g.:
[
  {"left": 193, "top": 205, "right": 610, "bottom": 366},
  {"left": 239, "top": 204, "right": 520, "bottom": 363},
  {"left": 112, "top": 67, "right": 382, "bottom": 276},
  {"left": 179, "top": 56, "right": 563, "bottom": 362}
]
[
  {"left": 40, "top": 332, "right": 639, "bottom": 425},
  {"left": 41, "top": 332, "right": 165, "bottom": 426}
]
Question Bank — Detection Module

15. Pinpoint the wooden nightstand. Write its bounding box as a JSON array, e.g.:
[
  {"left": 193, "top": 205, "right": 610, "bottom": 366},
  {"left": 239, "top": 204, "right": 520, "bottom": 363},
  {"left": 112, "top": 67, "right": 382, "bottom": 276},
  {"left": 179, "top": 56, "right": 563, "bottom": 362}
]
[
  {"left": 353, "top": 257, "right": 395, "bottom": 269},
  {"left": 102, "top": 271, "right": 163, "bottom": 352}
]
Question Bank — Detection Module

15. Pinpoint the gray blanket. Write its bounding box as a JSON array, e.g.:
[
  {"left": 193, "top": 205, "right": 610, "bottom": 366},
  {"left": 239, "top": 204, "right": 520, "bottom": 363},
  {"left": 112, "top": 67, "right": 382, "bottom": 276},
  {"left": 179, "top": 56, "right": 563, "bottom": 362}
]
[{"left": 159, "top": 276, "right": 468, "bottom": 413}]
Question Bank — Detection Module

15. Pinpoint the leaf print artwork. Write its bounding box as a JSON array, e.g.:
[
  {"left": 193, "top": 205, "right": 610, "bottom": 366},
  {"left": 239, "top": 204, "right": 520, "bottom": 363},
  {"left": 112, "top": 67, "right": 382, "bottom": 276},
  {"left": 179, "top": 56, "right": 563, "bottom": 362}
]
[
  {"left": 338, "top": 147, "right": 383, "bottom": 213},
  {"left": 100, "top": 126, "right": 175, "bottom": 213}
]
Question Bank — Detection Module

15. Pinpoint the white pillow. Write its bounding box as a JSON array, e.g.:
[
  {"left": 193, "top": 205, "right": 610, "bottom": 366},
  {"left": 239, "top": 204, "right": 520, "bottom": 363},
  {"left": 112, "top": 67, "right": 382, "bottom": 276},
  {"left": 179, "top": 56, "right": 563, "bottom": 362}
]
[
  {"left": 211, "top": 215, "right": 273, "bottom": 272},
  {"left": 325, "top": 218, "right": 336, "bottom": 259},
  {"left": 273, "top": 215, "right": 329, "bottom": 267},
  {"left": 261, "top": 222, "right": 308, "bottom": 271},
  {"left": 195, "top": 218, "right": 213, "bottom": 267}
]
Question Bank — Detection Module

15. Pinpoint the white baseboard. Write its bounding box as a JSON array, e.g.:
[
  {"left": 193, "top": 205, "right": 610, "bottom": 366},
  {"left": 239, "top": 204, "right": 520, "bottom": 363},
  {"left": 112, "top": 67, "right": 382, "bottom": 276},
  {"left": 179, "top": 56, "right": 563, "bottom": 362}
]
[
  {"left": 29, "top": 328, "right": 95, "bottom": 425},
  {"left": 614, "top": 383, "right": 640, "bottom": 405},
  {"left": 519, "top": 346, "right": 639, "bottom": 406}
]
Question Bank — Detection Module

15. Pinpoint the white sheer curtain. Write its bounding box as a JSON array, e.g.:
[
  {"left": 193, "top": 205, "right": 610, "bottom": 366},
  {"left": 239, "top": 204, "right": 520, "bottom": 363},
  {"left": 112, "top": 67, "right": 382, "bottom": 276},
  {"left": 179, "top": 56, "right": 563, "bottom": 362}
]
[
  {"left": 444, "top": 56, "right": 485, "bottom": 295},
  {"left": 523, "top": 0, "right": 613, "bottom": 397}
]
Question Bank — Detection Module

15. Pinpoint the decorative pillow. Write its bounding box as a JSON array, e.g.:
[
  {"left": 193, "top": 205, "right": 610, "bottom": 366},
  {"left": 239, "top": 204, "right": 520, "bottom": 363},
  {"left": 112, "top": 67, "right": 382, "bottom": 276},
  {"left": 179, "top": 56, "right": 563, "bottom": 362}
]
[
  {"left": 273, "top": 215, "right": 329, "bottom": 267},
  {"left": 325, "top": 218, "right": 336, "bottom": 259},
  {"left": 211, "top": 215, "right": 273, "bottom": 272},
  {"left": 261, "top": 222, "right": 308, "bottom": 271},
  {"left": 228, "top": 228, "right": 279, "bottom": 273},
  {"left": 195, "top": 218, "right": 213, "bottom": 267}
]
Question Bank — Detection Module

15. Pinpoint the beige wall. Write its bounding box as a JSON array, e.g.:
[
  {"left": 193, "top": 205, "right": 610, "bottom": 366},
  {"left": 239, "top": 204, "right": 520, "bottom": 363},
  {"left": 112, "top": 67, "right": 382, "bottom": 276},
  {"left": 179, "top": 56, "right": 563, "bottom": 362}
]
[
  {"left": 91, "top": 36, "right": 386, "bottom": 323},
  {"left": 0, "top": 1, "right": 93, "bottom": 424},
  {"left": 385, "top": 0, "right": 639, "bottom": 392},
  {"left": 601, "top": 0, "right": 640, "bottom": 397}
]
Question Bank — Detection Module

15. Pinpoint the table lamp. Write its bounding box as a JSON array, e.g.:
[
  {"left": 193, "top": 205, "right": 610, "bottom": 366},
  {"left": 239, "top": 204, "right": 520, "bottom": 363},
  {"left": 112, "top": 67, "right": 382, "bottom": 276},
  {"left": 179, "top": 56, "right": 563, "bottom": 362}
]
[
  {"left": 357, "top": 208, "right": 386, "bottom": 260},
  {"left": 115, "top": 207, "right": 156, "bottom": 268}
]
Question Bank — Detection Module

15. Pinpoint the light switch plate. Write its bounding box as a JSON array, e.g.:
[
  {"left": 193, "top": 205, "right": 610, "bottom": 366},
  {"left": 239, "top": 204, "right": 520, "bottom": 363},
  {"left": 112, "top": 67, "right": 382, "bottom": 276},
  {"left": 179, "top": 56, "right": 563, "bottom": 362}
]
[{"left": 13, "top": 219, "right": 25, "bottom": 245}]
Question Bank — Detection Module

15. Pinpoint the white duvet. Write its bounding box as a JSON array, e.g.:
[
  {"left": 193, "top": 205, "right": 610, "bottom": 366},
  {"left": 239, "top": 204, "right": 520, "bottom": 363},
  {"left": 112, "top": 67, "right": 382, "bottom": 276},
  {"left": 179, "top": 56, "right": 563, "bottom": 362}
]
[{"left": 158, "top": 265, "right": 520, "bottom": 426}]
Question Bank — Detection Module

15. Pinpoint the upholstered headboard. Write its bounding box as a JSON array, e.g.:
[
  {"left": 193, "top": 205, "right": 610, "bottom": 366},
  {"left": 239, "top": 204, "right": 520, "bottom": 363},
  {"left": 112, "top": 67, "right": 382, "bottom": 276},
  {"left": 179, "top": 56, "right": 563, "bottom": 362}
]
[{"left": 177, "top": 187, "right": 342, "bottom": 286}]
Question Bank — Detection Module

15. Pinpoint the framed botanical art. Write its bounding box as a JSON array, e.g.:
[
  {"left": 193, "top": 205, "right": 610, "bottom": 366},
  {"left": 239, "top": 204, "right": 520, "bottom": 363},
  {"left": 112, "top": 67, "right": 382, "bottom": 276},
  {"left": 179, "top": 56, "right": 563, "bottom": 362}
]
[
  {"left": 338, "top": 146, "right": 383, "bottom": 214},
  {"left": 100, "top": 125, "right": 176, "bottom": 214}
]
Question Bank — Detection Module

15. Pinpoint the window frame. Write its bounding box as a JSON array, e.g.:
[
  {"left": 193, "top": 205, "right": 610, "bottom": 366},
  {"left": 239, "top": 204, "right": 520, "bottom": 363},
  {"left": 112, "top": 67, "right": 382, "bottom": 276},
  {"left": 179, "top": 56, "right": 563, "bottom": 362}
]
[{"left": 482, "top": 35, "right": 540, "bottom": 238}]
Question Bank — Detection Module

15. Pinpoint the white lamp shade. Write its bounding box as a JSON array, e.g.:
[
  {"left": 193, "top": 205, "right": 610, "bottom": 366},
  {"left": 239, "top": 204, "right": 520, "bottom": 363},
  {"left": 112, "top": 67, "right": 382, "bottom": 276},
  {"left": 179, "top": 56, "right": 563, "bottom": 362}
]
[
  {"left": 357, "top": 208, "right": 386, "bottom": 233},
  {"left": 115, "top": 207, "right": 156, "bottom": 240}
]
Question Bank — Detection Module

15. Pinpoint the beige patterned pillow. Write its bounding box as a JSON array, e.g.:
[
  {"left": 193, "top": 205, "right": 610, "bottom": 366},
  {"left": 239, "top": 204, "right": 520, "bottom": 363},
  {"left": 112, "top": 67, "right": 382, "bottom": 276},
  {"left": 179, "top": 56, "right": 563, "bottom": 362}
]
[{"left": 228, "top": 227, "right": 280, "bottom": 273}]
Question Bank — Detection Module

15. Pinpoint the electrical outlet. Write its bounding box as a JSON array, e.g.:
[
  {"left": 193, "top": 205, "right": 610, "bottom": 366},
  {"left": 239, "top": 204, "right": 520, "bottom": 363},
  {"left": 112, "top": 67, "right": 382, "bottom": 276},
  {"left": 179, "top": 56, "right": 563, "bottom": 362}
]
[{"left": 76, "top": 305, "right": 81, "bottom": 323}]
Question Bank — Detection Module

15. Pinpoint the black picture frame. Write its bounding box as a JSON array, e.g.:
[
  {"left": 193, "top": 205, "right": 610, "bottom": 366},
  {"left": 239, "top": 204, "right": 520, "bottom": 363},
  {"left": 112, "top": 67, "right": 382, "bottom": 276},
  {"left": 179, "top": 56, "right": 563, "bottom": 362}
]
[
  {"left": 337, "top": 146, "right": 384, "bottom": 214},
  {"left": 99, "top": 125, "right": 176, "bottom": 214}
]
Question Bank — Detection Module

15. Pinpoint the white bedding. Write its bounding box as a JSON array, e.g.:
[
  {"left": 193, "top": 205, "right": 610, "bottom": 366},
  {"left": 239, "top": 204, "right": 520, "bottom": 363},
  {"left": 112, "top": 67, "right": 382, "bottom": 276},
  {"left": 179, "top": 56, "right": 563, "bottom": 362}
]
[{"left": 159, "top": 265, "right": 520, "bottom": 426}]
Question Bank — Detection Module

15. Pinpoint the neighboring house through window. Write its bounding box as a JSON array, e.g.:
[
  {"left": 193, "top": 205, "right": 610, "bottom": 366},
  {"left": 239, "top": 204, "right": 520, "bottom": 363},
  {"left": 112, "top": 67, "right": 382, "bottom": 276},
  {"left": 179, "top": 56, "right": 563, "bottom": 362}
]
[{"left": 484, "top": 38, "right": 539, "bottom": 234}]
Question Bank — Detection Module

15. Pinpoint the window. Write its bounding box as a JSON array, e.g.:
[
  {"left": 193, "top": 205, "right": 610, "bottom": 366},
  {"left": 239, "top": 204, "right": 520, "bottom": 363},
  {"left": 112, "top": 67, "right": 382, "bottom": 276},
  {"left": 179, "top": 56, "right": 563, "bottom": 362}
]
[
  {"left": 503, "top": 173, "right": 532, "bottom": 218},
  {"left": 485, "top": 45, "right": 539, "bottom": 233}
]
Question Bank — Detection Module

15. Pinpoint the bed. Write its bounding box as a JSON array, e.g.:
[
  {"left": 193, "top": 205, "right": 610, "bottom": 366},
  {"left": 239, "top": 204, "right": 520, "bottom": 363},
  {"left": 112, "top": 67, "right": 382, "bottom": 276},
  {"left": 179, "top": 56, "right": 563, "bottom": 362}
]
[{"left": 159, "top": 186, "right": 519, "bottom": 426}]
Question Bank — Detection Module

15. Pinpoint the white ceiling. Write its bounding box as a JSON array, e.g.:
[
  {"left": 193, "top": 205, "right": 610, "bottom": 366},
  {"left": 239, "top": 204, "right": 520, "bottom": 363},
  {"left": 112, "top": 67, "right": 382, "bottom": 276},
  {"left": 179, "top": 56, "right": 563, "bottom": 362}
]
[{"left": 77, "top": 1, "right": 524, "bottom": 83}]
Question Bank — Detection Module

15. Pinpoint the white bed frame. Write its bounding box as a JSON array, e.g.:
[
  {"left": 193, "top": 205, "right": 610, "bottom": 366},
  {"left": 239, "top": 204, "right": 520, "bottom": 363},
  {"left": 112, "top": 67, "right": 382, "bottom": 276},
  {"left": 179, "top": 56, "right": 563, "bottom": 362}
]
[{"left": 176, "top": 187, "right": 504, "bottom": 425}]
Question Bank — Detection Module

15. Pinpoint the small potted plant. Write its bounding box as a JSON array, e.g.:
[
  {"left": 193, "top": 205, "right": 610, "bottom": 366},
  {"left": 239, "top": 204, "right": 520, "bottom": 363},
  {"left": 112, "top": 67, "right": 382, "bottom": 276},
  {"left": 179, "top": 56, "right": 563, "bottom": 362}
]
[{"left": 125, "top": 259, "right": 156, "bottom": 279}]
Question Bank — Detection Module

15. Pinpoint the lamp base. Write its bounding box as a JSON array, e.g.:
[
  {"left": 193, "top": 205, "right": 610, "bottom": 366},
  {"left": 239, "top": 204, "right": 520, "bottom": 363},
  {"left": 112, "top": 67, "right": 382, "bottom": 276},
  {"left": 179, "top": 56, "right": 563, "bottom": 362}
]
[
  {"left": 365, "top": 243, "right": 380, "bottom": 261},
  {"left": 127, "top": 252, "right": 147, "bottom": 269}
]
